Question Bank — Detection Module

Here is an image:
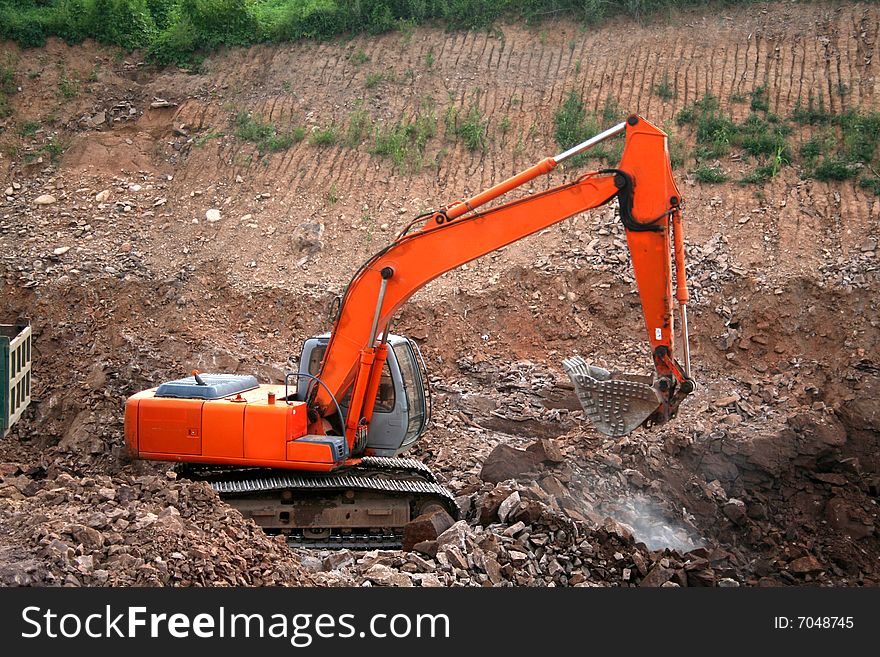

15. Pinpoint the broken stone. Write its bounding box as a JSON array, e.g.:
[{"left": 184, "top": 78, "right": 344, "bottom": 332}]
[
  {"left": 498, "top": 491, "right": 521, "bottom": 523},
  {"left": 722, "top": 498, "right": 748, "bottom": 525},
  {"left": 479, "top": 444, "right": 542, "bottom": 483},
  {"left": 363, "top": 564, "right": 413, "bottom": 587},
  {"left": 789, "top": 555, "right": 824, "bottom": 574},
  {"left": 639, "top": 564, "right": 673, "bottom": 587},
  {"left": 402, "top": 509, "right": 454, "bottom": 552},
  {"left": 436, "top": 521, "right": 470, "bottom": 552},
  {"left": 526, "top": 438, "right": 565, "bottom": 463},
  {"left": 34, "top": 194, "right": 57, "bottom": 205}
]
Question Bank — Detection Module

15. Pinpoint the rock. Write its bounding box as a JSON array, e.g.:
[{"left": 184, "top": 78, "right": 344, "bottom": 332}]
[
  {"left": 436, "top": 520, "right": 470, "bottom": 552},
  {"left": 363, "top": 564, "right": 412, "bottom": 587},
  {"left": 412, "top": 541, "right": 438, "bottom": 558},
  {"left": 789, "top": 555, "right": 824, "bottom": 574},
  {"left": 323, "top": 550, "right": 355, "bottom": 571},
  {"left": 299, "top": 556, "right": 323, "bottom": 572},
  {"left": 34, "top": 194, "right": 57, "bottom": 205},
  {"left": 722, "top": 498, "right": 748, "bottom": 525},
  {"left": 478, "top": 483, "right": 516, "bottom": 525},
  {"left": 413, "top": 573, "right": 443, "bottom": 587},
  {"left": 58, "top": 410, "right": 93, "bottom": 452},
  {"left": 526, "top": 438, "right": 565, "bottom": 463},
  {"left": 479, "top": 444, "right": 542, "bottom": 483},
  {"left": 157, "top": 507, "right": 184, "bottom": 534},
  {"left": 788, "top": 413, "right": 847, "bottom": 448},
  {"left": 639, "top": 564, "right": 673, "bottom": 587},
  {"left": 824, "top": 497, "right": 874, "bottom": 540},
  {"left": 687, "top": 568, "right": 717, "bottom": 587},
  {"left": 4, "top": 186, "right": 12, "bottom": 196},
  {"left": 206, "top": 209, "right": 221, "bottom": 222},
  {"left": 717, "top": 578, "right": 740, "bottom": 587},
  {"left": 498, "top": 491, "right": 521, "bottom": 523},
  {"left": 69, "top": 525, "right": 104, "bottom": 550},
  {"left": 402, "top": 509, "right": 455, "bottom": 551},
  {"left": 442, "top": 545, "right": 468, "bottom": 570},
  {"left": 95, "top": 190, "right": 111, "bottom": 202},
  {"left": 53, "top": 246, "right": 71, "bottom": 256}
]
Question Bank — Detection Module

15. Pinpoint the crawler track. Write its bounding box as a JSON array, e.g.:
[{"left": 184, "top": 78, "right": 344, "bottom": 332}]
[{"left": 178, "top": 457, "right": 458, "bottom": 549}]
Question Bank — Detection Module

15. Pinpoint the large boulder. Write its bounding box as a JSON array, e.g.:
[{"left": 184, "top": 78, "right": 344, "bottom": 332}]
[{"left": 479, "top": 444, "right": 542, "bottom": 484}]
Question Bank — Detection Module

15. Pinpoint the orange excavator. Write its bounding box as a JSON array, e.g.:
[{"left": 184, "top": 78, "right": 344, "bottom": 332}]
[{"left": 124, "top": 115, "right": 695, "bottom": 546}]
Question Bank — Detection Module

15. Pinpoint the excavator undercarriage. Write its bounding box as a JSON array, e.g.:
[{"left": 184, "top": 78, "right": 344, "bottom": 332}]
[{"left": 177, "top": 457, "right": 457, "bottom": 549}]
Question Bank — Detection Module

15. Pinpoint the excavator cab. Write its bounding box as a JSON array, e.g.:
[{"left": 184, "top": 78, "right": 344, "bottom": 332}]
[{"left": 297, "top": 334, "right": 429, "bottom": 457}]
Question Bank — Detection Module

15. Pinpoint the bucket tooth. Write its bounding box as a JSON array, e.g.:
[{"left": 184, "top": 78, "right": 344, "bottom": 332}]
[{"left": 562, "top": 356, "right": 663, "bottom": 437}]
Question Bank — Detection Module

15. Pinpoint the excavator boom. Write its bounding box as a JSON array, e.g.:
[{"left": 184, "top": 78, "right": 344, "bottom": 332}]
[{"left": 314, "top": 115, "right": 693, "bottom": 444}]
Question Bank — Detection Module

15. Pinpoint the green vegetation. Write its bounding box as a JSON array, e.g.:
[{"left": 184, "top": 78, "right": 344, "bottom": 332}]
[
  {"left": 672, "top": 90, "right": 880, "bottom": 191},
  {"left": 25, "top": 136, "right": 65, "bottom": 164},
  {"left": 454, "top": 105, "right": 488, "bottom": 152},
  {"left": 791, "top": 92, "right": 833, "bottom": 125},
  {"left": 553, "top": 90, "right": 624, "bottom": 166},
  {"left": 345, "top": 104, "right": 371, "bottom": 147},
  {"left": 234, "top": 111, "right": 303, "bottom": 152},
  {"left": 371, "top": 104, "right": 437, "bottom": 172},
  {"left": 0, "top": 56, "right": 16, "bottom": 119},
  {"left": 18, "top": 121, "right": 40, "bottom": 137},
  {"left": 692, "top": 164, "right": 728, "bottom": 183},
  {"left": 653, "top": 74, "right": 675, "bottom": 101},
  {"left": 58, "top": 68, "right": 80, "bottom": 98},
  {"left": 194, "top": 129, "right": 224, "bottom": 146},
  {"left": 309, "top": 125, "right": 338, "bottom": 146},
  {"left": 0, "top": 1, "right": 776, "bottom": 67},
  {"left": 749, "top": 85, "right": 769, "bottom": 113},
  {"left": 326, "top": 182, "right": 337, "bottom": 205},
  {"left": 364, "top": 72, "right": 384, "bottom": 89},
  {"left": 676, "top": 94, "right": 791, "bottom": 182},
  {"left": 860, "top": 175, "right": 880, "bottom": 195},
  {"left": 796, "top": 106, "right": 880, "bottom": 186},
  {"left": 667, "top": 133, "right": 687, "bottom": 169},
  {"left": 349, "top": 49, "right": 369, "bottom": 66}
]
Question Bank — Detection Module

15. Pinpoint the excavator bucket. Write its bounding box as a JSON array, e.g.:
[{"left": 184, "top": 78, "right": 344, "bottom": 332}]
[{"left": 562, "top": 356, "right": 663, "bottom": 437}]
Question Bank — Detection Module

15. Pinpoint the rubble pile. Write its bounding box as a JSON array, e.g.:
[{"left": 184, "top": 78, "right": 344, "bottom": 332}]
[
  {"left": 299, "top": 477, "right": 735, "bottom": 588},
  {"left": 0, "top": 467, "right": 313, "bottom": 587}
]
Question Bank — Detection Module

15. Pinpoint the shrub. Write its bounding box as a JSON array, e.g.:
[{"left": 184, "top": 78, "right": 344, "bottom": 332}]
[
  {"left": 234, "top": 111, "right": 302, "bottom": 152},
  {"left": 692, "top": 164, "right": 728, "bottom": 183}
]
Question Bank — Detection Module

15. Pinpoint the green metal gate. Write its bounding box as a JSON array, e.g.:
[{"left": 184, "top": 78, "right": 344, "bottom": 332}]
[{"left": 1, "top": 321, "right": 31, "bottom": 436}]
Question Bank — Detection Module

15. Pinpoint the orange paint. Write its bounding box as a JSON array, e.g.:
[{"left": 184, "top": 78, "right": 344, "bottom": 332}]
[
  {"left": 202, "top": 401, "right": 245, "bottom": 459},
  {"left": 138, "top": 397, "right": 202, "bottom": 455},
  {"left": 286, "top": 439, "right": 333, "bottom": 464}
]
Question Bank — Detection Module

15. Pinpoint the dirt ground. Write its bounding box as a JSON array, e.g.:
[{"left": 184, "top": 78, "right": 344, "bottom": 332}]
[{"left": 0, "top": 1, "right": 878, "bottom": 586}]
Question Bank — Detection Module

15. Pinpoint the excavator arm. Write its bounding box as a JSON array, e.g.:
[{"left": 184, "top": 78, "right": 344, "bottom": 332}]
[{"left": 313, "top": 115, "right": 694, "bottom": 447}]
